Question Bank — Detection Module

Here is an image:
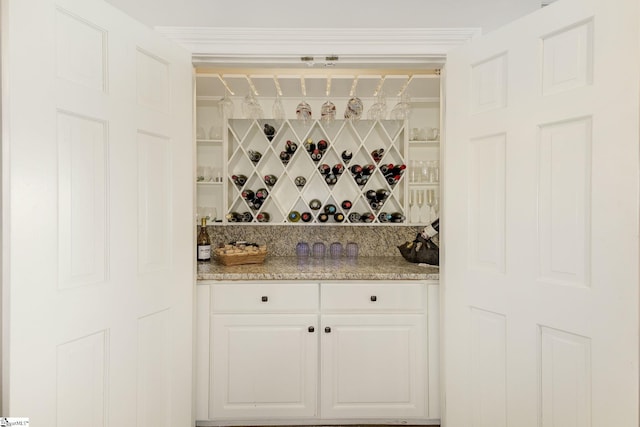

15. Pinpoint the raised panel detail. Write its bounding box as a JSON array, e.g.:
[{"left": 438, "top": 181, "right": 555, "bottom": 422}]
[
  {"left": 542, "top": 20, "right": 593, "bottom": 96},
  {"left": 538, "top": 118, "right": 591, "bottom": 287},
  {"left": 137, "top": 49, "right": 170, "bottom": 113},
  {"left": 540, "top": 326, "right": 591, "bottom": 427},
  {"left": 58, "top": 111, "right": 108, "bottom": 289},
  {"left": 138, "top": 310, "right": 171, "bottom": 427},
  {"left": 470, "top": 308, "right": 506, "bottom": 427},
  {"left": 137, "top": 131, "right": 171, "bottom": 273},
  {"left": 56, "top": 8, "right": 106, "bottom": 91},
  {"left": 57, "top": 331, "right": 108, "bottom": 427},
  {"left": 471, "top": 53, "right": 507, "bottom": 113},
  {"left": 468, "top": 134, "right": 506, "bottom": 273}
]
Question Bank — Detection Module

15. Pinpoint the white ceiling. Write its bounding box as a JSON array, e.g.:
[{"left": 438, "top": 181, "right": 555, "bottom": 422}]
[{"left": 104, "top": 0, "right": 541, "bottom": 99}]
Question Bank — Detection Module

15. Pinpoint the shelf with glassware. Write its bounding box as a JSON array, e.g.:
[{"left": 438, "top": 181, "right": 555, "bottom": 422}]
[
  {"left": 196, "top": 97, "right": 226, "bottom": 225},
  {"left": 407, "top": 100, "right": 440, "bottom": 225},
  {"left": 224, "top": 118, "right": 409, "bottom": 225}
]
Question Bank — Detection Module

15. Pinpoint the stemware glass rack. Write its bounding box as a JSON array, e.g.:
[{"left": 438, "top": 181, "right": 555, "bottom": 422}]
[{"left": 224, "top": 118, "right": 409, "bottom": 225}]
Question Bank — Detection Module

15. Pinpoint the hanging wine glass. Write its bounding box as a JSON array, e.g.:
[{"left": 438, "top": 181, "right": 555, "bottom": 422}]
[
  {"left": 296, "top": 100, "right": 312, "bottom": 123},
  {"left": 219, "top": 93, "right": 234, "bottom": 119},
  {"left": 242, "top": 93, "right": 263, "bottom": 119},
  {"left": 390, "top": 92, "right": 411, "bottom": 120},
  {"left": 367, "top": 91, "right": 387, "bottom": 121},
  {"left": 321, "top": 100, "right": 336, "bottom": 123},
  {"left": 272, "top": 94, "right": 286, "bottom": 121},
  {"left": 344, "top": 96, "right": 363, "bottom": 122}
]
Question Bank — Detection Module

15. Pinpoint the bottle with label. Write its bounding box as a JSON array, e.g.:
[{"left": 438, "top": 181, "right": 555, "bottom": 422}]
[
  {"left": 231, "top": 174, "right": 247, "bottom": 186},
  {"left": 420, "top": 218, "right": 440, "bottom": 241},
  {"left": 197, "top": 218, "right": 211, "bottom": 262},
  {"left": 288, "top": 211, "right": 301, "bottom": 222}
]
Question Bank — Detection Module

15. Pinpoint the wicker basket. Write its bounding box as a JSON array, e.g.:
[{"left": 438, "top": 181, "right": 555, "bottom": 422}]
[{"left": 214, "top": 245, "right": 267, "bottom": 266}]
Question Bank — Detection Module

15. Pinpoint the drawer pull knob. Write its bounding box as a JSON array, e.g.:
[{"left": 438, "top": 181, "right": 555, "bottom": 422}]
[
  {"left": 261, "top": 296, "right": 268, "bottom": 302},
  {"left": 308, "top": 326, "right": 315, "bottom": 333},
  {"left": 370, "top": 295, "right": 377, "bottom": 302},
  {"left": 325, "top": 326, "right": 331, "bottom": 333}
]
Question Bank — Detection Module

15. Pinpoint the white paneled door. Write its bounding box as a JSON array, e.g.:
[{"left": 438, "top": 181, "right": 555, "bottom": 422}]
[
  {"left": 443, "top": 0, "right": 639, "bottom": 426},
  {"left": 2, "top": 0, "right": 194, "bottom": 425}
]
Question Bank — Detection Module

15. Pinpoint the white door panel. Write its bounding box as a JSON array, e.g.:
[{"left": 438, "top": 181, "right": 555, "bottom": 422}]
[
  {"left": 2, "top": 0, "right": 194, "bottom": 424},
  {"left": 443, "top": 0, "right": 639, "bottom": 426}
]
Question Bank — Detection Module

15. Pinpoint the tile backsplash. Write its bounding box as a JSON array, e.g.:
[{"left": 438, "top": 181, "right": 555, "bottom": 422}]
[{"left": 205, "top": 224, "right": 422, "bottom": 257}]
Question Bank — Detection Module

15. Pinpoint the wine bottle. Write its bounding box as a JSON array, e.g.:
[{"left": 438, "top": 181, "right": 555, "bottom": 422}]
[
  {"left": 285, "top": 140, "right": 298, "bottom": 153},
  {"left": 317, "top": 213, "right": 329, "bottom": 223},
  {"left": 365, "top": 189, "right": 377, "bottom": 200},
  {"left": 241, "top": 189, "right": 255, "bottom": 201},
  {"left": 324, "top": 204, "right": 337, "bottom": 215},
  {"left": 263, "top": 124, "right": 276, "bottom": 141},
  {"left": 309, "top": 199, "right": 322, "bottom": 210},
  {"left": 324, "top": 174, "right": 337, "bottom": 185},
  {"left": 231, "top": 174, "right": 247, "bottom": 186},
  {"left": 376, "top": 189, "right": 390, "bottom": 201},
  {"left": 317, "top": 139, "right": 329, "bottom": 151},
  {"left": 332, "top": 163, "right": 344, "bottom": 175},
  {"left": 256, "top": 212, "right": 271, "bottom": 222},
  {"left": 226, "top": 212, "right": 241, "bottom": 222},
  {"left": 318, "top": 163, "right": 331, "bottom": 175},
  {"left": 348, "top": 212, "right": 361, "bottom": 222},
  {"left": 255, "top": 188, "right": 269, "bottom": 200},
  {"left": 304, "top": 139, "right": 316, "bottom": 152},
  {"left": 390, "top": 212, "right": 406, "bottom": 223},
  {"left": 248, "top": 150, "right": 262, "bottom": 163},
  {"left": 264, "top": 174, "right": 277, "bottom": 186},
  {"left": 360, "top": 212, "right": 375, "bottom": 223},
  {"left": 378, "top": 212, "right": 391, "bottom": 222},
  {"left": 311, "top": 149, "right": 323, "bottom": 161},
  {"left": 362, "top": 164, "right": 376, "bottom": 175},
  {"left": 241, "top": 211, "right": 253, "bottom": 222},
  {"left": 197, "top": 218, "right": 211, "bottom": 262},
  {"left": 294, "top": 176, "right": 307, "bottom": 187},
  {"left": 279, "top": 151, "right": 291, "bottom": 164},
  {"left": 350, "top": 164, "right": 363, "bottom": 175},
  {"left": 301, "top": 212, "right": 313, "bottom": 222},
  {"left": 288, "top": 211, "right": 301, "bottom": 222},
  {"left": 334, "top": 212, "right": 345, "bottom": 222},
  {"left": 420, "top": 218, "right": 440, "bottom": 240},
  {"left": 341, "top": 150, "right": 353, "bottom": 163},
  {"left": 371, "top": 148, "right": 385, "bottom": 163},
  {"left": 341, "top": 200, "right": 352, "bottom": 210}
]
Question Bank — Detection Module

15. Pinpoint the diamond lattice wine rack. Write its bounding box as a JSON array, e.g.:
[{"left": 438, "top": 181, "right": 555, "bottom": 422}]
[{"left": 225, "top": 119, "right": 408, "bottom": 224}]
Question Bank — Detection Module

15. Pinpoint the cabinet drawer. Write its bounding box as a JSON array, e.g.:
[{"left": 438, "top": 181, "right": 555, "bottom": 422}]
[
  {"left": 321, "top": 282, "right": 425, "bottom": 311},
  {"left": 211, "top": 283, "right": 318, "bottom": 312}
]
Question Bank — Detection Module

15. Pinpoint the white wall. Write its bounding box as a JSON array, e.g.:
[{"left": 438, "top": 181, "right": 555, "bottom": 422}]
[{"left": 104, "top": 0, "right": 540, "bottom": 33}]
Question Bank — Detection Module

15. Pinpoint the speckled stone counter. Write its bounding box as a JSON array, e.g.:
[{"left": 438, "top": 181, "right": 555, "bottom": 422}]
[{"left": 197, "top": 256, "right": 439, "bottom": 282}]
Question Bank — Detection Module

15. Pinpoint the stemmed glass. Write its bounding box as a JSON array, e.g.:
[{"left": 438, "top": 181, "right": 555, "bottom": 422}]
[
  {"left": 426, "top": 189, "right": 435, "bottom": 222},
  {"left": 390, "top": 92, "right": 411, "bottom": 120},
  {"left": 242, "top": 93, "right": 263, "bottom": 119},
  {"left": 219, "top": 92, "right": 234, "bottom": 119},
  {"left": 344, "top": 95, "right": 363, "bottom": 122},
  {"left": 272, "top": 94, "right": 286, "bottom": 121},
  {"left": 367, "top": 92, "right": 387, "bottom": 121}
]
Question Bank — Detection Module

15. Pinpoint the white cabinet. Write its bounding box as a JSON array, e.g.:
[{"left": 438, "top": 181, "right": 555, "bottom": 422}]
[
  {"left": 320, "top": 282, "right": 427, "bottom": 418},
  {"left": 320, "top": 314, "right": 426, "bottom": 418},
  {"left": 197, "top": 281, "right": 440, "bottom": 424},
  {"left": 210, "top": 314, "right": 318, "bottom": 419},
  {"left": 208, "top": 283, "right": 319, "bottom": 419}
]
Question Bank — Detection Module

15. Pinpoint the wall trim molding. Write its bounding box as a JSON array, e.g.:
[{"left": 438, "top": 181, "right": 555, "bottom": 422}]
[{"left": 155, "top": 27, "right": 481, "bottom": 64}]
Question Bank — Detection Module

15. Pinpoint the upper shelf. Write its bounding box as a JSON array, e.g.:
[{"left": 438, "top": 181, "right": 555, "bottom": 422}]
[{"left": 196, "top": 68, "right": 441, "bottom": 101}]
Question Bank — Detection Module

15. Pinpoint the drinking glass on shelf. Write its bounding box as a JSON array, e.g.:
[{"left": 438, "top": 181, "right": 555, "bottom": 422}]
[
  {"left": 419, "top": 161, "right": 429, "bottom": 183},
  {"left": 209, "top": 126, "right": 221, "bottom": 140},
  {"left": 427, "top": 127, "right": 440, "bottom": 141},
  {"left": 196, "top": 126, "right": 206, "bottom": 140},
  {"left": 409, "top": 160, "right": 418, "bottom": 183},
  {"left": 428, "top": 160, "right": 440, "bottom": 183},
  {"left": 207, "top": 207, "right": 218, "bottom": 223},
  {"left": 426, "top": 190, "right": 435, "bottom": 222},
  {"left": 196, "top": 166, "right": 205, "bottom": 182}
]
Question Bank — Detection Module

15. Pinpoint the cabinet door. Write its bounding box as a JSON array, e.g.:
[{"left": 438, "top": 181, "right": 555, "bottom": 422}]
[
  {"left": 320, "top": 314, "right": 427, "bottom": 419},
  {"left": 210, "top": 314, "right": 318, "bottom": 419},
  {"left": 2, "top": 0, "right": 193, "bottom": 424},
  {"left": 444, "top": 0, "right": 639, "bottom": 425}
]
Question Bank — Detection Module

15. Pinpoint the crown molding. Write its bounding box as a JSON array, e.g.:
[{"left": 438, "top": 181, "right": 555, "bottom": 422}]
[{"left": 156, "top": 27, "right": 481, "bottom": 62}]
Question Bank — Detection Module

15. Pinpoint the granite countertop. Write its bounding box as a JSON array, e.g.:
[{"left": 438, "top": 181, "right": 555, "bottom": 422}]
[{"left": 197, "top": 256, "right": 439, "bottom": 282}]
